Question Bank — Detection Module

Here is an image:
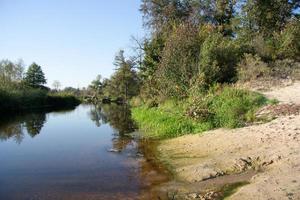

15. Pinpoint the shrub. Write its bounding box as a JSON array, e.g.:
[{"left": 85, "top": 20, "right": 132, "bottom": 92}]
[
  {"left": 199, "top": 32, "right": 240, "bottom": 85},
  {"left": 156, "top": 24, "right": 201, "bottom": 98},
  {"left": 237, "top": 54, "right": 270, "bottom": 82},
  {"left": 0, "top": 88, "right": 80, "bottom": 113},
  {"left": 270, "top": 59, "right": 300, "bottom": 80},
  {"left": 275, "top": 19, "right": 300, "bottom": 60}
]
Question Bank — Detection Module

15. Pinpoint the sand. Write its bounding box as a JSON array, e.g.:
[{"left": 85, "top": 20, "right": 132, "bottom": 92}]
[{"left": 156, "top": 81, "right": 300, "bottom": 200}]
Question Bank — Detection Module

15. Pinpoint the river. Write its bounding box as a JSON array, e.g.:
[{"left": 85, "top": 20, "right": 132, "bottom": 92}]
[{"left": 0, "top": 104, "right": 169, "bottom": 200}]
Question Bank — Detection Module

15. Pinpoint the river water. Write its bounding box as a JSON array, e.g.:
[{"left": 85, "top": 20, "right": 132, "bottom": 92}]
[{"left": 0, "top": 104, "right": 169, "bottom": 200}]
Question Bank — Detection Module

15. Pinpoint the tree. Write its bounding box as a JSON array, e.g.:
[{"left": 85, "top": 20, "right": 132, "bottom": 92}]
[
  {"left": 241, "top": 0, "right": 300, "bottom": 36},
  {"left": 24, "top": 63, "right": 47, "bottom": 88},
  {"left": 108, "top": 50, "right": 140, "bottom": 100},
  {"left": 156, "top": 23, "right": 201, "bottom": 98},
  {"left": 52, "top": 80, "right": 61, "bottom": 91},
  {"left": 0, "top": 59, "right": 24, "bottom": 89},
  {"left": 140, "top": 0, "right": 192, "bottom": 31},
  {"left": 88, "top": 75, "right": 103, "bottom": 96}
]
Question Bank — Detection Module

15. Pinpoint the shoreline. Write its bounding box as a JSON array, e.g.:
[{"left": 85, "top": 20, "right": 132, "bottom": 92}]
[{"left": 150, "top": 82, "right": 300, "bottom": 199}]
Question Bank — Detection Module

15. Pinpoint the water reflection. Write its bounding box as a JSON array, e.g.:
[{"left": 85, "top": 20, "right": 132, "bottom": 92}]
[
  {"left": 0, "top": 113, "right": 47, "bottom": 144},
  {"left": 0, "top": 108, "right": 75, "bottom": 144},
  {"left": 88, "top": 104, "right": 170, "bottom": 198},
  {"left": 0, "top": 118, "right": 25, "bottom": 144},
  {"left": 0, "top": 105, "right": 170, "bottom": 199},
  {"left": 89, "top": 104, "right": 137, "bottom": 153},
  {"left": 25, "top": 113, "right": 47, "bottom": 137},
  {"left": 89, "top": 104, "right": 135, "bottom": 134}
]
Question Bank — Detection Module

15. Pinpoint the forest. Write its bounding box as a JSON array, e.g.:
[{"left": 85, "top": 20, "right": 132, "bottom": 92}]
[{"left": 87, "top": 0, "right": 300, "bottom": 138}]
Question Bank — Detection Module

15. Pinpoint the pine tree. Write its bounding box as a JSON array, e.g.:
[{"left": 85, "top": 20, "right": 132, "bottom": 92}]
[{"left": 24, "top": 63, "right": 47, "bottom": 88}]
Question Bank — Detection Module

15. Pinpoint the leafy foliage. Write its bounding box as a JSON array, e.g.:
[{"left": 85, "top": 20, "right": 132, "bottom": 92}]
[{"left": 157, "top": 24, "right": 201, "bottom": 98}]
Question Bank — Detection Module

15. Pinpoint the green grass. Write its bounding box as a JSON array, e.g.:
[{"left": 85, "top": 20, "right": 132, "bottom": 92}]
[
  {"left": 208, "top": 87, "right": 268, "bottom": 128},
  {"left": 132, "top": 106, "right": 212, "bottom": 138},
  {"left": 132, "top": 86, "right": 269, "bottom": 138}
]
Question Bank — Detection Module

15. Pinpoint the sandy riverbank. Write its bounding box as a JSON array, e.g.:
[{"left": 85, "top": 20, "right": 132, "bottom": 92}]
[{"left": 154, "top": 82, "right": 300, "bottom": 200}]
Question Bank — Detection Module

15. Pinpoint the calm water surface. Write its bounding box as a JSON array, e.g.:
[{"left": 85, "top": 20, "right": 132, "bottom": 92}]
[{"left": 0, "top": 104, "right": 169, "bottom": 200}]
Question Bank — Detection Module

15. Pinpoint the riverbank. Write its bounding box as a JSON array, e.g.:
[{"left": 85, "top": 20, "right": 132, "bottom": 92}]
[
  {"left": 0, "top": 88, "right": 81, "bottom": 113},
  {"left": 132, "top": 86, "right": 270, "bottom": 139},
  {"left": 153, "top": 82, "right": 300, "bottom": 199}
]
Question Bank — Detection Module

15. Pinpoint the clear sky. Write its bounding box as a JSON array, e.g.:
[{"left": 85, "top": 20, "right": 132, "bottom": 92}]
[{"left": 0, "top": 0, "right": 144, "bottom": 88}]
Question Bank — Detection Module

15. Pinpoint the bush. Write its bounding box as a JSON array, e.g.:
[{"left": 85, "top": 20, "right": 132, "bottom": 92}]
[
  {"left": 237, "top": 54, "right": 270, "bottom": 82},
  {"left": 0, "top": 88, "right": 80, "bottom": 113},
  {"left": 270, "top": 59, "right": 300, "bottom": 80},
  {"left": 275, "top": 19, "right": 300, "bottom": 61},
  {"left": 156, "top": 24, "right": 201, "bottom": 98},
  {"left": 199, "top": 32, "right": 240, "bottom": 86},
  {"left": 46, "top": 94, "right": 81, "bottom": 108}
]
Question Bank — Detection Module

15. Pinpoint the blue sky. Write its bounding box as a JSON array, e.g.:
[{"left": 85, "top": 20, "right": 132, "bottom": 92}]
[{"left": 0, "top": 0, "right": 144, "bottom": 88}]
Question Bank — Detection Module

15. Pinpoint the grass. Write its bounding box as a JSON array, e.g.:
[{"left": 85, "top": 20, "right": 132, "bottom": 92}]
[
  {"left": 132, "top": 86, "right": 269, "bottom": 138},
  {"left": 132, "top": 106, "right": 212, "bottom": 138},
  {"left": 208, "top": 87, "right": 268, "bottom": 128}
]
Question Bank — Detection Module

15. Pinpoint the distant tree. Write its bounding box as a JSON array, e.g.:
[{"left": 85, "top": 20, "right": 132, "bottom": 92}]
[
  {"left": 0, "top": 59, "right": 24, "bottom": 89},
  {"left": 88, "top": 75, "right": 103, "bottom": 96},
  {"left": 24, "top": 63, "right": 47, "bottom": 88},
  {"left": 52, "top": 80, "right": 61, "bottom": 91},
  {"left": 108, "top": 50, "right": 140, "bottom": 100}
]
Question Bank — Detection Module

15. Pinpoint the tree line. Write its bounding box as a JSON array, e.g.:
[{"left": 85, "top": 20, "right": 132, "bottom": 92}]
[
  {"left": 0, "top": 60, "right": 80, "bottom": 113},
  {"left": 90, "top": 0, "right": 300, "bottom": 105}
]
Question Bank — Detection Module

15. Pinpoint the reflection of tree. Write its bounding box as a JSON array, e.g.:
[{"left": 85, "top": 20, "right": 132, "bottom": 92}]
[
  {"left": 88, "top": 104, "right": 137, "bottom": 151},
  {"left": 0, "top": 112, "right": 47, "bottom": 143},
  {"left": 0, "top": 122, "right": 24, "bottom": 144},
  {"left": 88, "top": 105, "right": 108, "bottom": 127},
  {"left": 25, "top": 113, "right": 47, "bottom": 137},
  {"left": 101, "top": 104, "right": 136, "bottom": 135}
]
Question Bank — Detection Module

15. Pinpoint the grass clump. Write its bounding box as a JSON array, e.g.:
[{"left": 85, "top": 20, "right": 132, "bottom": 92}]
[
  {"left": 132, "top": 86, "right": 268, "bottom": 138},
  {"left": 209, "top": 86, "right": 267, "bottom": 128},
  {"left": 132, "top": 104, "right": 212, "bottom": 138}
]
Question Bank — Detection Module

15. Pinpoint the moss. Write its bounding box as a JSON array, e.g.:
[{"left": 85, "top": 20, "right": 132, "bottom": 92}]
[{"left": 221, "top": 181, "right": 250, "bottom": 199}]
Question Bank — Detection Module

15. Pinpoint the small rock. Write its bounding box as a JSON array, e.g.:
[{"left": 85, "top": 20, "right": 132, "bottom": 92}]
[{"left": 107, "top": 148, "right": 121, "bottom": 153}]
